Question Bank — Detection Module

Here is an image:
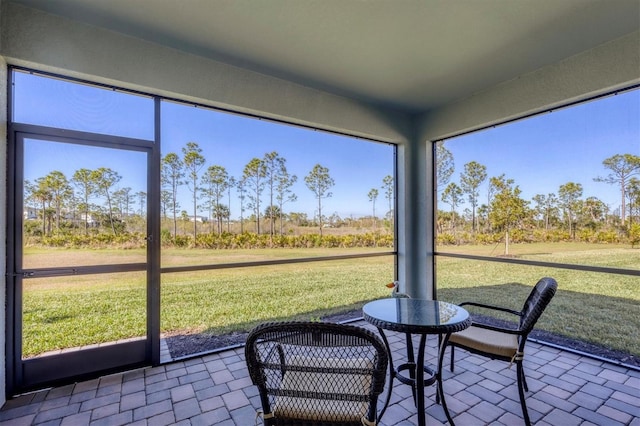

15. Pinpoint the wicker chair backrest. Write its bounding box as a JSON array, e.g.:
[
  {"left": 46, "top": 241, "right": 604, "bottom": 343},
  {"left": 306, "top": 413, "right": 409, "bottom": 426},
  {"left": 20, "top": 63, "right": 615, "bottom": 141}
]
[
  {"left": 519, "top": 277, "right": 558, "bottom": 334},
  {"left": 245, "top": 321, "right": 388, "bottom": 425}
]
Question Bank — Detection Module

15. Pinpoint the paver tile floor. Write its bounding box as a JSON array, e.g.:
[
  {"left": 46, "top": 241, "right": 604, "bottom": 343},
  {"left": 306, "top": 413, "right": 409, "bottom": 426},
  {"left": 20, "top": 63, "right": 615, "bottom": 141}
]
[{"left": 1, "top": 320, "right": 639, "bottom": 425}]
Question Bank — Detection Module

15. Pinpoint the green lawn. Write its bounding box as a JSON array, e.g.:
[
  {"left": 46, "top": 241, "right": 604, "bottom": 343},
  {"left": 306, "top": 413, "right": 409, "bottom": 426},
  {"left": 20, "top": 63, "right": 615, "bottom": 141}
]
[
  {"left": 161, "top": 257, "right": 394, "bottom": 335},
  {"left": 437, "top": 256, "right": 639, "bottom": 357},
  {"left": 437, "top": 243, "right": 639, "bottom": 357},
  {"left": 22, "top": 244, "right": 639, "bottom": 359}
]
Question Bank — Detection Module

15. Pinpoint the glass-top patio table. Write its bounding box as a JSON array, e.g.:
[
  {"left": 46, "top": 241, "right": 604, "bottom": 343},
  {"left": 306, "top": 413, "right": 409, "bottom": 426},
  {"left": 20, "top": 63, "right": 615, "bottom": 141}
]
[{"left": 363, "top": 298, "right": 471, "bottom": 426}]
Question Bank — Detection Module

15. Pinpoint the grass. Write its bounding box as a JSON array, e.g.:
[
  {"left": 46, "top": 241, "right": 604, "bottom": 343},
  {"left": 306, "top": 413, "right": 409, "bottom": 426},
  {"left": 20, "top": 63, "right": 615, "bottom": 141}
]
[
  {"left": 437, "top": 256, "right": 639, "bottom": 357},
  {"left": 23, "top": 271, "right": 147, "bottom": 356},
  {"left": 22, "top": 244, "right": 639, "bottom": 359},
  {"left": 23, "top": 251, "right": 394, "bottom": 357},
  {"left": 23, "top": 246, "right": 392, "bottom": 269},
  {"left": 161, "top": 257, "right": 394, "bottom": 335}
]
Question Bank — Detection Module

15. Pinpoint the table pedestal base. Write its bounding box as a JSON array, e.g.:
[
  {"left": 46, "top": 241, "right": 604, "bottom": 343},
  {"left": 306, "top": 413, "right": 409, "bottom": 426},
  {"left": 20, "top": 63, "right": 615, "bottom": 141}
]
[
  {"left": 396, "top": 362, "right": 437, "bottom": 387},
  {"left": 377, "top": 330, "right": 456, "bottom": 426},
  {"left": 362, "top": 298, "right": 470, "bottom": 426}
]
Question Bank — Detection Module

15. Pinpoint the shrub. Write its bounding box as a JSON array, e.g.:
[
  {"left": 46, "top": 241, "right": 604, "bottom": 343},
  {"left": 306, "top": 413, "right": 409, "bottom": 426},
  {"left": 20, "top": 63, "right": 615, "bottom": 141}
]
[
  {"left": 578, "top": 229, "right": 596, "bottom": 243},
  {"left": 160, "top": 229, "right": 173, "bottom": 246},
  {"left": 508, "top": 228, "right": 532, "bottom": 243},
  {"left": 546, "top": 229, "right": 571, "bottom": 242},
  {"left": 437, "top": 233, "right": 456, "bottom": 245},
  {"left": 596, "top": 230, "right": 620, "bottom": 244},
  {"left": 24, "top": 221, "right": 42, "bottom": 237},
  {"left": 532, "top": 229, "right": 550, "bottom": 242},
  {"left": 628, "top": 224, "right": 640, "bottom": 248},
  {"left": 173, "top": 235, "right": 191, "bottom": 248}
]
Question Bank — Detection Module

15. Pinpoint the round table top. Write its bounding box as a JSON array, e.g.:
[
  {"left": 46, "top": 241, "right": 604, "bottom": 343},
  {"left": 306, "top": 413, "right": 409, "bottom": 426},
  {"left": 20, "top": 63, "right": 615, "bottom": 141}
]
[{"left": 363, "top": 298, "right": 471, "bottom": 334}]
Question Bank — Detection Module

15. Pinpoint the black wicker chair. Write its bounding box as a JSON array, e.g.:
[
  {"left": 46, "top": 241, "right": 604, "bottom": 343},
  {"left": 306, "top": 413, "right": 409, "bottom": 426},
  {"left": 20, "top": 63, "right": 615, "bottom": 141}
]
[
  {"left": 437, "top": 277, "right": 557, "bottom": 426},
  {"left": 245, "top": 321, "right": 388, "bottom": 426}
]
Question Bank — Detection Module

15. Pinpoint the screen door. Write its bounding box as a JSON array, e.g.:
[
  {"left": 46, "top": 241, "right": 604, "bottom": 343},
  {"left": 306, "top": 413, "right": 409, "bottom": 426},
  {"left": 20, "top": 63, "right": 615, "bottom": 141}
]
[{"left": 7, "top": 127, "right": 158, "bottom": 393}]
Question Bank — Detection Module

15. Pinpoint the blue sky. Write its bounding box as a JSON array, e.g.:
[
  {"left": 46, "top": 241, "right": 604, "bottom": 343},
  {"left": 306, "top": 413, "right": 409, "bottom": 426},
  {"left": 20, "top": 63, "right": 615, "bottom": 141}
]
[
  {"left": 13, "top": 71, "right": 640, "bottom": 219},
  {"left": 15, "top": 71, "right": 394, "bottom": 219},
  {"left": 443, "top": 89, "right": 639, "bottom": 214},
  {"left": 161, "top": 102, "right": 394, "bottom": 219}
]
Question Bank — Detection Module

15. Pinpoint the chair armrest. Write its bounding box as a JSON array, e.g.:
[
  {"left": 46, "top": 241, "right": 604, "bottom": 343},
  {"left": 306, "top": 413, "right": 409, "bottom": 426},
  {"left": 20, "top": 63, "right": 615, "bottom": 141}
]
[
  {"left": 459, "top": 301, "right": 522, "bottom": 317},
  {"left": 459, "top": 302, "right": 524, "bottom": 334},
  {"left": 470, "top": 321, "right": 523, "bottom": 335}
]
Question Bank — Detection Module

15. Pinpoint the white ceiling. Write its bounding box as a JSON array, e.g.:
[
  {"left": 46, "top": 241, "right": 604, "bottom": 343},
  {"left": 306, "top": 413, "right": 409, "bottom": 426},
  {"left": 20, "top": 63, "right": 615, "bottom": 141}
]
[{"left": 11, "top": 0, "right": 640, "bottom": 113}]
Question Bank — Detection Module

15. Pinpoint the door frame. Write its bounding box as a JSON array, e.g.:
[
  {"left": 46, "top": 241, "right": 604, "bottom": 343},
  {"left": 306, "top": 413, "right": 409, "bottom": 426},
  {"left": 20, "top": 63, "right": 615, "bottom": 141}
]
[{"left": 6, "top": 123, "right": 161, "bottom": 394}]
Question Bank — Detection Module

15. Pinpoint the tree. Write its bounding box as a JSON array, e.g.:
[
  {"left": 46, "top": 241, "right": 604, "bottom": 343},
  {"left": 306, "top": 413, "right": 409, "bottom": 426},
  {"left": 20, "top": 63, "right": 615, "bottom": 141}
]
[
  {"left": 289, "top": 212, "right": 308, "bottom": 226},
  {"left": 368, "top": 188, "right": 379, "bottom": 228},
  {"left": 627, "top": 177, "right": 640, "bottom": 223},
  {"left": 44, "top": 171, "right": 72, "bottom": 232},
  {"left": 66, "top": 193, "right": 81, "bottom": 224},
  {"left": 594, "top": 154, "right": 640, "bottom": 223},
  {"left": 213, "top": 203, "right": 230, "bottom": 229},
  {"left": 202, "top": 165, "right": 229, "bottom": 234},
  {"left": 441, "top": 182, "right": 463, "bottom": 236},
  {"left": 182, "top": 142, "right": 206, "bottom": 240},
  {"left": 72, "top": 168, "right": 96, "bottom": 234},
  {"left": 558, "top": 182, "right": 583, "bottom": 239},
  {"left": 489, "top": 175, "right": 528, "bottom": 255},
  {"left": 263, "top": 152, "right": 286, "bottom": 237},
  {"left": 136, "top": 191, "right": 147, "bottom": 216},
  {"left": 477, "top": 204, "right": 490, "bottom": 233},
  {"left": 629, "top": 223, "right": 640, "bottom": 248},
  {"left": 227, "top": 176, "right": 236, "bottom": 232},
  {"left": 161, "top": 153, "right": 184, "bottom": 238},
  {"left": 243, "top": 158, "right": 267, "bottom": 234},
  {"left": 305, "top": 164, "right": 335, "bottom": 236},
  {"left": 531, "top": 194, "right": 546, "bottom": 229},
  {"left": 436, "top": 142, "right": 454, "bottom": 192},
  {"left": 460, "top": 161, "right": 487, "bottom": 233},
  {"left": 532, "top": 193, "right": 558, "bottom": 231},
  {"left": 486, "top": 173, "right": 513, "bottom": 232},
  {"left": 91, "top": 167, "right": 122, "bottom": 235},
  {"left": 382, "top": 175, "right": 394, "bottom": 221},
  {"left": 582, "top": 196, "right": 607, "bottom": 227},
  {"left": 264, "top": 205, "right": 281, "bottom": 229},
  {"left": 237, "top": 177, "right": 247, "bottom": 233},
  {"left": 160, "top": 190, "right": 171, "bottom": 218},
  {"left": 328, "top": 212, "right": 342, "bottom": 227},
  {"left": 275, "top": 161, "right": 297, "bottom": 235},
  {"left": 29, "top": 178, "right": 53, "bottom": 236},
  {"left": 113, "top": 187, "right": 133, "bottom": 219}
]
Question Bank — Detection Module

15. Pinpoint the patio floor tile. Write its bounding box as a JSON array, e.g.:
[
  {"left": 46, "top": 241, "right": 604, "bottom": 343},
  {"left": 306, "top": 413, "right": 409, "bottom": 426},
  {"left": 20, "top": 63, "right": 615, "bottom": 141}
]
[{"left": 1, "top": 319, "right": 638, "bottom": 425}]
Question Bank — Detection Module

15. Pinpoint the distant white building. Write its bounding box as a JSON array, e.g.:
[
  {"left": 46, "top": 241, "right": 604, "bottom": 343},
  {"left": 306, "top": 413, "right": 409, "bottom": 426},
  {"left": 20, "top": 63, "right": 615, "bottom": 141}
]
[
  {"left": 189, "top": 215, "right": 208, "bottom": 223},
  {"left": 23, "top": 208, "right": 38, "bottom": 220},
  {"left": 78, "top": 213, "right": 97, "bottom": 225}
]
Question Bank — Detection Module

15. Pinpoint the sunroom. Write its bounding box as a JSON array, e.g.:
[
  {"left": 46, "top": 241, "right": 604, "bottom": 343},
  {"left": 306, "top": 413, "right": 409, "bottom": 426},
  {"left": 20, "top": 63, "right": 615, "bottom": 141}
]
[{"left": 0, "top": 0, "right": 638, "bottom": 424}]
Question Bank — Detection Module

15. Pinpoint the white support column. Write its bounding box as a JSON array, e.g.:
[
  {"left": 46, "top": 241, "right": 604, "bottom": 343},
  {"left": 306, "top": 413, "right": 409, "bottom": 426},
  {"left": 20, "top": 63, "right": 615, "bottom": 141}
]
[{"left": 396, "top": 132, "right": 434, "bottom": 300}]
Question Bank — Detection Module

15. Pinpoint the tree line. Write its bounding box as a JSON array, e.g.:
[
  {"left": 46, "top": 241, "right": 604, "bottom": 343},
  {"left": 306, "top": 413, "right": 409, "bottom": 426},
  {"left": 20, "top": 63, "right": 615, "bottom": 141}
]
[
  {"left": 25, "top": 167, "right": 146, "bottom": 237},
  {"left": 162, "top": 142, "right": 393, "bottom": 240},
  {"left": 436, "top": 145, "right": 640, "bottom": 252},
  {"left": 23, "top": 142, "right": 395, "bottom": 243},
  {"left": 27, "top": 140, "right": 638, "bottom": 251}
]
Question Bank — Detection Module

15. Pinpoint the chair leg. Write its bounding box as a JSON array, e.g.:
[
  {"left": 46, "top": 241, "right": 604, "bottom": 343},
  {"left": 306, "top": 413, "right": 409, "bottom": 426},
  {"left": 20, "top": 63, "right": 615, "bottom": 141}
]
[
  {"left": 437, "top": 333, "right": 456, "bottom": 425},
  {"left": 449, "top": 345, "right": 455, "bottom": 372},
  {"left": 520, "top": 363, "right": 529, "bottom": 392},
  {"left": 516, "top": 361, "right": 531, "bottom": 426}
]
